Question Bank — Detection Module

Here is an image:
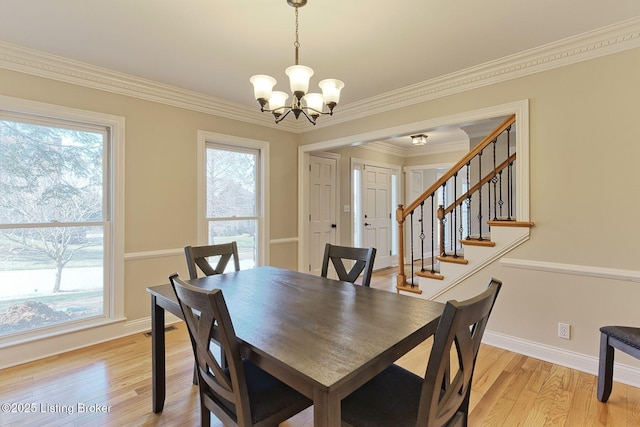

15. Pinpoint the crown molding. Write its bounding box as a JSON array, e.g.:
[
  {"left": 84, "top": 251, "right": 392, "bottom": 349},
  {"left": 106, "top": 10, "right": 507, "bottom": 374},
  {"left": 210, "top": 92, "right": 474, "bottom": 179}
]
[{"left": 0, "top": 17, "right": 638, "bottom": 134}]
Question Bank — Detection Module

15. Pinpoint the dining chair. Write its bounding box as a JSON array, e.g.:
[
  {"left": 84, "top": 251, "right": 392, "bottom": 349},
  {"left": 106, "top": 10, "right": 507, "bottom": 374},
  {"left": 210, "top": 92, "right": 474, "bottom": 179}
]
[
  {"left": 320, "top": 243, "right": 377, "bottom": 287},
  {"left": 184, "top": 242, "right": 241, "bottom": 279},
  {"left": 341, "top": 278, "right": 502, "bottom": 427},
  {"left": 597, "top": 325, "right": 640, "bottom": 402},
  {"left": 169, "top": 273, "right": 312, "bottom": 427}
]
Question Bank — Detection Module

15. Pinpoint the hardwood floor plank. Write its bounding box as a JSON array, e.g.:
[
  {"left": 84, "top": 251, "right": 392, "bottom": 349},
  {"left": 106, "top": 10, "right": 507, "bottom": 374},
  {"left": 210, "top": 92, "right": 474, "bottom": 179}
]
[{"left": 543, "top": 365, "right": 576, "bottom": 426}]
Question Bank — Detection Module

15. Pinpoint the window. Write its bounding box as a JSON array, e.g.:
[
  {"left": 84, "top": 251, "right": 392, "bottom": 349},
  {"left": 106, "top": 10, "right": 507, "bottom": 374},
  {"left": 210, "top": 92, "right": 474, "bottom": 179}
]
[
  {"left": 197, "top": 132, "right": 269, "bottom": 269},
  {"left": 0, "top": 96, "right": 124, "bottom": 343}
]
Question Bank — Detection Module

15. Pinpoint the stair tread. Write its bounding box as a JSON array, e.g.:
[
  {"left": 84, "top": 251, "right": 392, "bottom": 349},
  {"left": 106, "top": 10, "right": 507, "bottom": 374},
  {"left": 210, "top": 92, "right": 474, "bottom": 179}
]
[
  {"left": 488, "top": 219, "right": 534, "bottom": 227},
  {"left": 415, "top": 270, "right": 444, "bottom": 280},
  {"left": 436, "top": 255, "right": 469, "bottom": 265},
  {"left": 461, "top": 238, "right": 495, "bottom": 247}
]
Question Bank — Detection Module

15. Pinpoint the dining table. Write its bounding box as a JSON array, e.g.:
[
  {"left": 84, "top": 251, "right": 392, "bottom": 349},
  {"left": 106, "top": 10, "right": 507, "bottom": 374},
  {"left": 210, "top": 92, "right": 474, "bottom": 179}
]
[{"left": 147, "top": 266, "right": 444, "bottom": 427}]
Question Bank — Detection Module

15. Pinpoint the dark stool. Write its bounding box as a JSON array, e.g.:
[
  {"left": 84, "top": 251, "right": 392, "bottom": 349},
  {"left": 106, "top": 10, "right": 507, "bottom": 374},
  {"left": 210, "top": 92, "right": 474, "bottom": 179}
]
[{"left": 597, "top": 325, "right": 640, "bottom": 402}]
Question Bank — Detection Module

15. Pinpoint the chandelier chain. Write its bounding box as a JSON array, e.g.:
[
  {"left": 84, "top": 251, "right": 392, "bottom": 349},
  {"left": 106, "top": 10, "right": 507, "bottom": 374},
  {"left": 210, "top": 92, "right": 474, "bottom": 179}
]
[{"left": 294, "top": 6, "right": 300, "bottom": 65}]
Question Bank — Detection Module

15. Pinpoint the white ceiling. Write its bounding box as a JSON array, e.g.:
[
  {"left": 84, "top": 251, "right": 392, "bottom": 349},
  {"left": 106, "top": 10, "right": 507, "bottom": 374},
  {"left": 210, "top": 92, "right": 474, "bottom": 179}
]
[
  {"left": 0, "top": 1, "right": 637, "bottom": 150},
  {"left": 0, "top": 0, "right": 637, "bottom": 109}
]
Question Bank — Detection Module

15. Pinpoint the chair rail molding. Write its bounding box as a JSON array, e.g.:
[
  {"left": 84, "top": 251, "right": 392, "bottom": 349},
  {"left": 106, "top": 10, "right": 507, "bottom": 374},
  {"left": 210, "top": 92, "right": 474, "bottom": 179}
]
[{"left": 500, "top": 258, "right": 640, "bottom": 283}]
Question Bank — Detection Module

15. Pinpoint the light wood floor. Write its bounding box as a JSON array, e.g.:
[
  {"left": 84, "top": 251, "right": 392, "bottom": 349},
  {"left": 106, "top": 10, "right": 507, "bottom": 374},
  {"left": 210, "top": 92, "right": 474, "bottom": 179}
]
[{"left": 1, "top": 268, "right": 639, "bottom": 426}]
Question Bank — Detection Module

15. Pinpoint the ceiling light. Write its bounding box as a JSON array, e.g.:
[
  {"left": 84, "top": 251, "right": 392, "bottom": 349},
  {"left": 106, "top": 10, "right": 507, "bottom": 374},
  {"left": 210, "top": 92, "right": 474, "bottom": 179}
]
[
  {"left": 411, "top": 134, "right": 428, "bottom": 146},
  {"left": 250, "top": 0, "right": 344, "bottom": 125}
]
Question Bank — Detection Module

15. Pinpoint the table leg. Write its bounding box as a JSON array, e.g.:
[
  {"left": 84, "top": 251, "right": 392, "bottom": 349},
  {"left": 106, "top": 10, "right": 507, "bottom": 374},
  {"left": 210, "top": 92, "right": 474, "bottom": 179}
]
[
  {"left": 151, "top": 295, "right": 166, "bottom": 413},
  {"left": 313, "top": 388, "right": 341, "bottom": 427}
]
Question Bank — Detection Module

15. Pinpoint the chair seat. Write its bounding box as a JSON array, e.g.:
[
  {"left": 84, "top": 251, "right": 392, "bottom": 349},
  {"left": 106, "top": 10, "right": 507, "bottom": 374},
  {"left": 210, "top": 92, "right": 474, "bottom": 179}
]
[
  {"left": 341, "top": 364, "right": 422, "bottom": 427},
  {"left": 223, "top": 360, "right": 311, "bottom": 424},
  {"left": 600, "top": 326, "right": 640, "bottom": 349}
]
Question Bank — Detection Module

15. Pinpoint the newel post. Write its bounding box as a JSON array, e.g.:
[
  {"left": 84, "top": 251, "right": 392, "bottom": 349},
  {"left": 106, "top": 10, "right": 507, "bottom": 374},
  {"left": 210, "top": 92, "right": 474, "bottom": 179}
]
[{"left": 396, "top": 204, "right": 406, "bottom": 289}]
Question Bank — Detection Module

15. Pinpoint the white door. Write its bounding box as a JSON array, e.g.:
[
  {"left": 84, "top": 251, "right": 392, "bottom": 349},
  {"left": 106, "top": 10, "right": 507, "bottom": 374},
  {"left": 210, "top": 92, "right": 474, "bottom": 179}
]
[
  {"left": 362, "top": 165, "right": 392, "bottom": 269},
  {"left": 308, "top": 155, "right": 337, "bottom": 275}
]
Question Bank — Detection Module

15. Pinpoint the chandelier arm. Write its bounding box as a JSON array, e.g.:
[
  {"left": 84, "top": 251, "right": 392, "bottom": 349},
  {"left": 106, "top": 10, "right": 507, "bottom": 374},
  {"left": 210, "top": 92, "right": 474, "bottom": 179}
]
[
  {"left": 303, "top": 106, "right": 332, "bottom": 116},
  {"left": 274, "top": 108, "right": 294, "bottom": 124},
  {"left": 299, "top": 108, "right": 317, "bottom": 125}
]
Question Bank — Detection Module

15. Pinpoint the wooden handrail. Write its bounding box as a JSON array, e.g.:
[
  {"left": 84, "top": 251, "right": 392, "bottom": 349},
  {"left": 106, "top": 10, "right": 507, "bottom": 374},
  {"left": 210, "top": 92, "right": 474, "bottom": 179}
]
[
  {"left": 401, "top": 114, "right": 515, "bottom": 219},
  {"left": 442, "top": 153, "right": 516, "bottom": 216}
]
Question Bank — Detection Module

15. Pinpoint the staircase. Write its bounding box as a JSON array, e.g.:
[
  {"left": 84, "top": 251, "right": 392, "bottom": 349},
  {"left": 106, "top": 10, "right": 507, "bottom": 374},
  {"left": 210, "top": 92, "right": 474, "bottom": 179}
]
[{"left": 395, "top": 114, "right": 533, "bottom": 299}]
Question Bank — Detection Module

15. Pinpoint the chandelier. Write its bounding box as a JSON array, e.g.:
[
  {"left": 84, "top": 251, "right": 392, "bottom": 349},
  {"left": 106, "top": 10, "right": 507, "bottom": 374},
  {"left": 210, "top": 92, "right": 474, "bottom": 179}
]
[{"left": 249, "top": 0, "right": 344, "bottom": 125}]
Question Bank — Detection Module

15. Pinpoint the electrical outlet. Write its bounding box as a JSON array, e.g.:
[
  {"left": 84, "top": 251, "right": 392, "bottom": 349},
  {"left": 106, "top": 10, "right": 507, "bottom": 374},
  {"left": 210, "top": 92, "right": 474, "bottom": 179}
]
[{"left": 558, "top": 322, "right": 571, "bottom": 340}]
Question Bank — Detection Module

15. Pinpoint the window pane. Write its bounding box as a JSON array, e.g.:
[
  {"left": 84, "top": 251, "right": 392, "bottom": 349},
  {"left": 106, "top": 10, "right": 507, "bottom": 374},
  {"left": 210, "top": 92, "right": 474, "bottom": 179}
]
[
  {"left": 0, "top": 120, "right": 104, "bottom": 225},
  {"left": 206, "top": 147, "right": 256, "bottom": 218},
  {"left": 0, "top": 226, "right": 104, "bottom": 336},
  {"left": 208, "top": 220, "right": 256, "bottom": 270}
]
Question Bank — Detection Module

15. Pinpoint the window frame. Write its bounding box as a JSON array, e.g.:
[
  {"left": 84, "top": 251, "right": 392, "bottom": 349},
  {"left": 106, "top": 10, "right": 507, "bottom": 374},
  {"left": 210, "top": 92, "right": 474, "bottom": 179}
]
[
  {"left": 196, "top": 131, "right": 269, "bottom": 267},
  {"left": 0, "top": 95, "right": 125, "bottom": 347}
]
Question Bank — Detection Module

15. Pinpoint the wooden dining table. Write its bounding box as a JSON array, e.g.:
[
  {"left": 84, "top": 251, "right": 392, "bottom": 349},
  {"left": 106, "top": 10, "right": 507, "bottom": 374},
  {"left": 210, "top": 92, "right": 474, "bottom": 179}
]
[{"left": 147, "top": 266, "right": 444, "bottom": 427}]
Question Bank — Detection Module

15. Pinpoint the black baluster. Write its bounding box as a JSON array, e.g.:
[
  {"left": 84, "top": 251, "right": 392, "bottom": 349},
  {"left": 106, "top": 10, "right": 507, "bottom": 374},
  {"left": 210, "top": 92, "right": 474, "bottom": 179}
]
[
  {"left": 441, "top": 182, "right": 447, "bottom": 256},
  {"left": 506, "top": 125, "right": 513, "bottom": 220},
  {"left": 410, "top": 210, "right": 415, "bottom": 287},
  {"left": 431, "top": 193, "right": 436, "bottom": 274},
  {"left": 498, "top": 169, "right": 504, "bottom": 217},
  {"left": 453, "top": 172, "right": 459, "bottom": 258},
  {"left": 419, "top": 201, "right": 425, "bottom": 272},
  {"left": 477, "top": 150, "right": 484, "bottom": 240},
  {"left": 466, "top": 161, "right": 471, "bottom": 240},
  {"left": 492, "top": 138, "right": 498, "bottom": 221}
]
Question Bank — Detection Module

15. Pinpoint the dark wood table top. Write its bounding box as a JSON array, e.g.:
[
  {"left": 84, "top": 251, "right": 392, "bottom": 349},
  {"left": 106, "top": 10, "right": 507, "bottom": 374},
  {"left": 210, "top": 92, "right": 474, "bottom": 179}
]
[{"left": 147, "top": 266, "right": 444, "bottom": 426}]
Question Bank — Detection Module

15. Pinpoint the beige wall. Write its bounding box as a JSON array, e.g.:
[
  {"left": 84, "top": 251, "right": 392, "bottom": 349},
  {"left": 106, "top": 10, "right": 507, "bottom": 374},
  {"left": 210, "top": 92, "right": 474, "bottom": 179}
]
[
  {"left": 1, "top": 47, "right": 639, "bottom": 369},
  {"left": 300, "top": 48, "right": 640, "bottom": 365}
]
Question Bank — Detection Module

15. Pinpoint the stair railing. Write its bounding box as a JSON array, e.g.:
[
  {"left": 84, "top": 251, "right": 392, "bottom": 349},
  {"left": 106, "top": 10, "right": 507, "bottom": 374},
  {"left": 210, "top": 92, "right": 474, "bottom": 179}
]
[{"left": 396, "top": 114, "right": 516, "bottom": 291}]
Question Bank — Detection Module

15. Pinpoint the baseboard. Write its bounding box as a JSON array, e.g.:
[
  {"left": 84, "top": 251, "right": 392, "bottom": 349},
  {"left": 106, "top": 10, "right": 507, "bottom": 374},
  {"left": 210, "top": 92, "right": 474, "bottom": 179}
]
[{"left": 484, "top": 330, "right": 640, "bottom": 389}]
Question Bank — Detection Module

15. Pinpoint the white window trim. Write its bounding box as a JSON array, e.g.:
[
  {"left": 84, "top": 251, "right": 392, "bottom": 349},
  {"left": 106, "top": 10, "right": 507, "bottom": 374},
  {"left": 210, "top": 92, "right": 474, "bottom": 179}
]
[
  {"left": 196, "top": 131, "right": 270, "bottom": 266},
  {"left": 0, "top": 95, "right": 125, "bottom": 356}
]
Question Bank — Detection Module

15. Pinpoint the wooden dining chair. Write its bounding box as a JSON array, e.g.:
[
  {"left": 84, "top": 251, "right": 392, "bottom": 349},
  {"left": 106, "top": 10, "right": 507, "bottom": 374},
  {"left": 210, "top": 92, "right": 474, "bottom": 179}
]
[
  {"left": 597, "top": 325, "right": 640, "bottom": 402},
  {"left": 184, "top": 242, "right": 241, "bottom": 279},
  {"left": 320, "top": 243, "right": 376, "bottom": 287},
  {"left": 169, "top": 273, "right": 312, "bottom": 427},
  {"left": 341, "top": 278, "right": 502, "bottom": 427}
]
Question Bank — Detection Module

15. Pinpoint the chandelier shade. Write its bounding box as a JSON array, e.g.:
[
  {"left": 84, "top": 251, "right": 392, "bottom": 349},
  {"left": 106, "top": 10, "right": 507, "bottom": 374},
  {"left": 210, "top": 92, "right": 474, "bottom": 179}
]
[{"left": 249, "top": 0, "right": 344, "bottom": 125}]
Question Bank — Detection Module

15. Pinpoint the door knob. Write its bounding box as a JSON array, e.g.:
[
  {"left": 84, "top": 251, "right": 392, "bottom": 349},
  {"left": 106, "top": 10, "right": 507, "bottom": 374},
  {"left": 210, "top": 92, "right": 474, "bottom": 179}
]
[{"left": 364, "top": 223, "right": 371, "bottom": 226}]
